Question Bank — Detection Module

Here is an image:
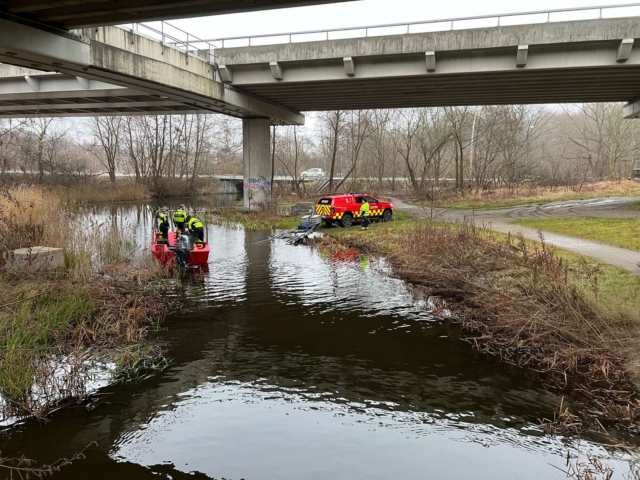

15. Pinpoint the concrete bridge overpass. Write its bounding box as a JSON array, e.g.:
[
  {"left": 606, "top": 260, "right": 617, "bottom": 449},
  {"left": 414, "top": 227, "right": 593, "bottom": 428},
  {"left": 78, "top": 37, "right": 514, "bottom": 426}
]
[
  {"left": 0, "top": 17, "right": 306, "bottom": 210},
  {"left": 0, "top": 4, "right": 640, "bottom": 210},
  {"left": 214, "top": 13, "right": 640, "bottom": 116}
]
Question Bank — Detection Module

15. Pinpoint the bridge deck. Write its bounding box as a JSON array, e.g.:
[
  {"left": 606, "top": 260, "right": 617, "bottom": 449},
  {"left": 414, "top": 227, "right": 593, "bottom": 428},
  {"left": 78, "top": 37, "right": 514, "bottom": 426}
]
[{"left": 216, "top": 17, "right": 640, "bottom": 114}]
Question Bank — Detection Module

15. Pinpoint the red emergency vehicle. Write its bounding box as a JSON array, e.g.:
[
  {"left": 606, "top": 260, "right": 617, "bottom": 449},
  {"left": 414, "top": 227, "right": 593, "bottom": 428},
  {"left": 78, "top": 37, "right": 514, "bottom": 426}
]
[{"left": 315, "top": 193, "right": 393, "bottom": 227}]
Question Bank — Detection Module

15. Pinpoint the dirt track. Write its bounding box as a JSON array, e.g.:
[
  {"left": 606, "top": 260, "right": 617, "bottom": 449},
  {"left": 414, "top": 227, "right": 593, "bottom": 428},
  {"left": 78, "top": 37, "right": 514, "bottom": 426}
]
[{"left": 389, "top": 196, "right": 640, "bottom": 274}]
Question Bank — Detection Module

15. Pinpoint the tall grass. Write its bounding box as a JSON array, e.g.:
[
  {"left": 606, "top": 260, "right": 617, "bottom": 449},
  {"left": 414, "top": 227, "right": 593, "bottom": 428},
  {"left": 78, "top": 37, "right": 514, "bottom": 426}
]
[{"left": 0, "top": 186, "right": 166, "bottom": 420}]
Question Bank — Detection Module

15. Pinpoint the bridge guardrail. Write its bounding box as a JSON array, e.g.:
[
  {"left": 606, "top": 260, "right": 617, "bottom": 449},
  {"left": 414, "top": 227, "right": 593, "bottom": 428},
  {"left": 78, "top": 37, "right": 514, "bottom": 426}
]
[
  {"left": 203, "top": 2, "right": 640, "bottom": 49},
  {"left": 127, "top": 21, "right": 217, "bottom": 64}
]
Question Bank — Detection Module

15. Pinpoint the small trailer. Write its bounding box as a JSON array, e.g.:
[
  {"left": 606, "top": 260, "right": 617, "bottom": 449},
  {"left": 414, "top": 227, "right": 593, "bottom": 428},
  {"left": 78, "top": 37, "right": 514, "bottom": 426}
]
[{"left": 268, "top": 214, "right": 322, "bottom": 245}]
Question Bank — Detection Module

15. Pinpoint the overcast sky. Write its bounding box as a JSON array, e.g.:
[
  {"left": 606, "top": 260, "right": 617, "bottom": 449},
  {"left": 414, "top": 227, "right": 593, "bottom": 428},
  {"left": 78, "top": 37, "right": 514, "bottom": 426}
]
[{"left": 166, "top": 0, "right": 640, "bottom": 41}]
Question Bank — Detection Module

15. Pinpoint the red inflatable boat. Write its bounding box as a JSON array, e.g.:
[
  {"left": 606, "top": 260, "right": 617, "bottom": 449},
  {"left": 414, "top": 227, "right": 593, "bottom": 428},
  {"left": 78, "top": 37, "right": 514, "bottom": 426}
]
[
  {"left": 151, "top": 231, "right": 210, "bottom": 265},
  {"left": 151, "top": 210, "right": 210, "bottom": 266}
]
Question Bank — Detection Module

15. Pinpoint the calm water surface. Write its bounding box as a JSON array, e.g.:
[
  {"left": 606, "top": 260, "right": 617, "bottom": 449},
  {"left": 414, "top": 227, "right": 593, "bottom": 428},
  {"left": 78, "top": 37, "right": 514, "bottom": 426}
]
[{"left": 0, "top": 203, "right": 632, "bottom": 479}]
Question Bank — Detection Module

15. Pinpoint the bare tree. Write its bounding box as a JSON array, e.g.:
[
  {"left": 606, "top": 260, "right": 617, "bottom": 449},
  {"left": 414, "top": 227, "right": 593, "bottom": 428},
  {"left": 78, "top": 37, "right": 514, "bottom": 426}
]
[
  {"left": 337, "top": 110, "right": 375, "bottom": 190},
  {"left": 392, "top": 109, "right": 421, "bottom": 191},
  {"left": 365, "top": 110, "right": 393, "bottom": 185},
  {"left": 445, "top": 107, "right": 472, "bottom": 192},
  {"left": 564, "top": 104, "right": 639, "bottom": 181},
  {"left": 88, "top": 117, "right": 122, "bottom": 183},
  {"left": 274, "top": 126, "right": 308, "bottom": 194},
  {"left": 211, "top": 116, "right": 242, "bottom": 175},
  {"left": 416, "top": 108, "right": 452, "bottom": 191},
  {"left": 124, "top": 117, "right": 147, "bottom": 179},
  {"left": 30, "top": 118, "right": 55, "bottom": 181},
  {"left": 317, "top": 110, "right": 347, "bottom": 192}
]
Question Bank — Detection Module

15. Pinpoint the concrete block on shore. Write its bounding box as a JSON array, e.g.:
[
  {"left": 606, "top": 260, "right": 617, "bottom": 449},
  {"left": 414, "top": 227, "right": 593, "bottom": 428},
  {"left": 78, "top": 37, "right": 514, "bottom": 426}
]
[
  {"left": 4, "top": 246, "right": 64, "bottom": 271},
  {"left": 277, "top": 205, "right": 298, "bottom": 216},
  {"left": 297, "top": 202, "right": 314, "bottom": 214}
]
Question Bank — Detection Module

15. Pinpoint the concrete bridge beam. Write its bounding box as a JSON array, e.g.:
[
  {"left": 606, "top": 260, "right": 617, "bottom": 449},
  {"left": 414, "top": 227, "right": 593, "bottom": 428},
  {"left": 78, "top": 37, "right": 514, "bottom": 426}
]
[{"left": 0, "top": 19, "right": 304, "bottom": 125}]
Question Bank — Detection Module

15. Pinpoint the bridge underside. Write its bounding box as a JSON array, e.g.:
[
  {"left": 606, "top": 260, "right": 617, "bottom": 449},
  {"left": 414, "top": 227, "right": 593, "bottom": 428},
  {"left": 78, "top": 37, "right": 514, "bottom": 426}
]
[
  {"left": 216, "top": 17, "right": 640, "bottom": 117},
  {"left": 0, "top": 72, "right": 207, "bottom": 117},
  {"left": 233, "top": 66, "right": 640, "bottom": 111},
  {"left": 0, "top": 0, "right": 356, "bottom": 29}
]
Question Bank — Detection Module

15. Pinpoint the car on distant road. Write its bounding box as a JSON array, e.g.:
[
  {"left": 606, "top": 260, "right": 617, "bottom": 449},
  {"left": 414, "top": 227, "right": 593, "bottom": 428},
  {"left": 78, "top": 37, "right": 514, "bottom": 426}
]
[
  {"left": 301, "top": 168, "right": 325, "bottom": 181},
  {"left": 315, "top": 192, "right": 393, "bottom": 227}
]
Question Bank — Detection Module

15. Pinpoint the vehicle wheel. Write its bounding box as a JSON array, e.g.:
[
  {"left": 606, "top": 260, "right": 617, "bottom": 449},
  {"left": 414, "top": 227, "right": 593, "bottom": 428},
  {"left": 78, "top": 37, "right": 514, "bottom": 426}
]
[
  {"left": 382, "top": 209, "right": 393, "bottom": 222},
  {"left": 323, "top": 221, "right": 334, "bottom": 228},
  {"left": 340, "top": 213, "right": 354, "bottom": 228}
]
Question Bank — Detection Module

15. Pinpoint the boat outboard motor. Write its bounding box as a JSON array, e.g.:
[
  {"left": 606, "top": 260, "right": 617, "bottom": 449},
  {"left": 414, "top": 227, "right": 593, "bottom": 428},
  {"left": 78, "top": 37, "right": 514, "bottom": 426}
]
[{"left": 174, "top": 234, "right": 193, "bottom": 268}]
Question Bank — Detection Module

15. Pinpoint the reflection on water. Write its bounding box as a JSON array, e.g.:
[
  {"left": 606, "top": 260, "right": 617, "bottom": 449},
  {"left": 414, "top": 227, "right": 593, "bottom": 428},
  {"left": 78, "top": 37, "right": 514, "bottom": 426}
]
[{"left": 0, "top": 203, "right": 633, "bottom": 479}]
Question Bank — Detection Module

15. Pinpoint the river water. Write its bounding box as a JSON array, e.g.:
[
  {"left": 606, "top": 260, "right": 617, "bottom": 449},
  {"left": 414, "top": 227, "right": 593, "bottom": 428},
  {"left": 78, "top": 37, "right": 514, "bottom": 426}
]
[{"left": 0, "top": 203, "right": 634, "bottom": 479}]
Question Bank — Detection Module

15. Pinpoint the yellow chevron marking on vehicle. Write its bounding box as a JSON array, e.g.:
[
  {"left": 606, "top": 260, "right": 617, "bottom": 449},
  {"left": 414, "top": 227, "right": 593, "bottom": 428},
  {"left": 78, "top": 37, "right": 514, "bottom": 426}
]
[
  {"left": 324, "top": 207, "right": 387, "bottom": 221},
  {"left": 315, "top": 204, "right": 331, "bottom": 215}
]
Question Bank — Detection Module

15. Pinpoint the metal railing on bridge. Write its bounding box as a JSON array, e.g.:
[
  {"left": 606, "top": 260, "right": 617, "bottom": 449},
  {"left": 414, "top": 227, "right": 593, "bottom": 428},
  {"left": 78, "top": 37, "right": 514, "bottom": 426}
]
[
  {"left": 203, "top": 2, "right": 640, "bottom": 49},
  {"left": 125, "top": 21, "right": 217, "bottom": 64},
  {"left": 124, "top": 3, "right": 640, "bottom": 65}
]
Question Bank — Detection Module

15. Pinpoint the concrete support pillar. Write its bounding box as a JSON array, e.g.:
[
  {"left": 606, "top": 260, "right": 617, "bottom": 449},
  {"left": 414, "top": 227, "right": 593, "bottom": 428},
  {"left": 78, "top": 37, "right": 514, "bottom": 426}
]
[{"left": 243, "top": 118, "right": 272, "bottom": 211}]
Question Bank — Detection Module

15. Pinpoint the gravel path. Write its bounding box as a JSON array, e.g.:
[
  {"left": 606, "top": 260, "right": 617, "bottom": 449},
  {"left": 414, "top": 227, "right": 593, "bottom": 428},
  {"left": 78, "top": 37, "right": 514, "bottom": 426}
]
[{"left": 388, "top": 196, "right": 640, "bottom": 274}]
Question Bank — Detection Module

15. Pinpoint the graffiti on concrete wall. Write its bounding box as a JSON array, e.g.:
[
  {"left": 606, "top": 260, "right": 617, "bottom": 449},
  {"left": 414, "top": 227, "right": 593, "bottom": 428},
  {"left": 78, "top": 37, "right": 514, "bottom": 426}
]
[{"left": 244, "top": 175, "right": 271, "bottom": 210}]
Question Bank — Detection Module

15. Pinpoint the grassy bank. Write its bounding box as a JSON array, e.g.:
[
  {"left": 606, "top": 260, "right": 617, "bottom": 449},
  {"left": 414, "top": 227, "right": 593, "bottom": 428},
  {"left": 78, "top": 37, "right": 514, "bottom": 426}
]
[
  {"left": 0, "top": 186, "right": 168, "bottom": 420},
  {"left": 212, "top": 208, "right": 302, "bottom": 230},
  {"left": 320, "top": 218, "right": 640, "bottom": 430},
  {"left": 513, "top": 218, "right": 640, "bottom": 252},
  {"left": 425, "top": 181, "right": 640, "bottom": 210}
]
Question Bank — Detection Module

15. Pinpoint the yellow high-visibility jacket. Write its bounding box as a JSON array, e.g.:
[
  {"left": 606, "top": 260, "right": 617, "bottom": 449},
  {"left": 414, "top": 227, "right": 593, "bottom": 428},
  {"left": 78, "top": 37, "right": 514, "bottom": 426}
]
[
  {"left": 173, "top": 210, "right": 187, "bottom": 223},
  {"left": 188, "top": 217, "right": 203, "bottom": 230}
]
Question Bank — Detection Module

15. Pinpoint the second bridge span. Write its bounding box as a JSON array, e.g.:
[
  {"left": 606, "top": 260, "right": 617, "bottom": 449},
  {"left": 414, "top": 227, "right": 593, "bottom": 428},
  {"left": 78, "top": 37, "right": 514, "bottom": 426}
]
[{"left": 215, "top": 14, "right": 640, "bottom": 116}]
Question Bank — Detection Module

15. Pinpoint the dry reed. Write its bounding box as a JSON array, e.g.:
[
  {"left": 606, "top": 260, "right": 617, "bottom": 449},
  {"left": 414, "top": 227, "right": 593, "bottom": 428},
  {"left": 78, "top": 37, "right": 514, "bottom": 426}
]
[
  {"left": 0, "top": 441, "right": 98, "bottom": 478},
  {"left": 0, "top": 186, "right": 168, "bottom": 420},
  {"left": 321, "top": 218, "right": 640, "bottom": 429}
]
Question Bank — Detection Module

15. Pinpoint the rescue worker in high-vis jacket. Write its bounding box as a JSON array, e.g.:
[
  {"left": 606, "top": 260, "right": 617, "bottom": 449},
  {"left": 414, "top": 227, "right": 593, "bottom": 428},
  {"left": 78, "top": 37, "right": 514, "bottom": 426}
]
[
  {"left": 157, "top": 207, "right": 169, "bottom": 243},
  {"left": 187, "top": 214, "right": 205, "bottom": 245},
  {"left": 360, "top": 200, "right": 371, "bottom": 231},
  {"left": 173, "top": 204, "right": 187, "bottom": 234}
]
